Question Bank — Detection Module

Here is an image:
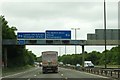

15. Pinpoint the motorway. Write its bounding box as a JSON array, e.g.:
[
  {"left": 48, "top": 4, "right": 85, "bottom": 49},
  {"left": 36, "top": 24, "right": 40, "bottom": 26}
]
[{"left": 2, "top": 67, "right": 112, "bottom": 80}]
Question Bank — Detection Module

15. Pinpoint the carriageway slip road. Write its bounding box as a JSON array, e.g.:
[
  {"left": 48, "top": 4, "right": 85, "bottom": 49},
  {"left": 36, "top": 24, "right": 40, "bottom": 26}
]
[{"left": 1, "top": 67, "right": 112, "bottom": 80}]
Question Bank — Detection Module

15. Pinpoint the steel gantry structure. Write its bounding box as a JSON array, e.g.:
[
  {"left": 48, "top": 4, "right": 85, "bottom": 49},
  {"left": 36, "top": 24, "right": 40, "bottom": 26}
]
[{"left": 2, "top": 39, "right": 120, "bottom": 68}]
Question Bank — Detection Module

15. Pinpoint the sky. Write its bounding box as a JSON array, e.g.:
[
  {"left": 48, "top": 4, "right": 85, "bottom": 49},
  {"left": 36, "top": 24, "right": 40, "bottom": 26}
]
[{"left": 0, "top": 0, "right": 119, "bottom": 57}]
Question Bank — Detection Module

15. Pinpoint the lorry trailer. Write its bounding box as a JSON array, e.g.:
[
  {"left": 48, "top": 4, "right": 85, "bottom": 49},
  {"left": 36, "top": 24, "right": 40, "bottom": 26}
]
[{"left": 42, "top": 51, "right": 58, "bottom": 73}]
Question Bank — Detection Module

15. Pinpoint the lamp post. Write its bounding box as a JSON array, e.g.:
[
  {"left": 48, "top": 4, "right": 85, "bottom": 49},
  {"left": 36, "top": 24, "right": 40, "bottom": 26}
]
[
  {"left": 71, "top": 28, "right": 80, "bottom": 54},
  {"left": 65, "top": 46, "right": 66, "bottom": 55},
  {"left": 104, "top": 0, "right": 107, "bottom": 69},
  {"left": 59, "top": 47, "right": 61, "bottom": 56}
]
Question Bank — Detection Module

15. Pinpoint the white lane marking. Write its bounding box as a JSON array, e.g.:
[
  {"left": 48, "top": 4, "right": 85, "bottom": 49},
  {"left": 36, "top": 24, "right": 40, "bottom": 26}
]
[
  {"left": 60, "top": 67, "right": 108, "bottom": 78},
  {"left": 27, "top": 78, "right": 30, "bottom": 80},
  {"left": 61, "top": 74, "right": 63, "bottom": 76},
  {"left": 65, "top": 77, "right": 68, "bottom": 80},
  {"left": 2, "top": 67, "right": 39, "bottom": 78},
  {"left": 34, "top": 75, "right": 36, "bottom": 76}
]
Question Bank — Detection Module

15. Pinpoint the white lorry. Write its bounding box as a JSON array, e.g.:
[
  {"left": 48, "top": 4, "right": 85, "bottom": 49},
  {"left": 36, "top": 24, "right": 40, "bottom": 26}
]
[
  {"left": 84, "top": 61, "right": 94, "bottom": 68},
  {"left": 42, "top": 51, "right": 58, "bottom": 73}
]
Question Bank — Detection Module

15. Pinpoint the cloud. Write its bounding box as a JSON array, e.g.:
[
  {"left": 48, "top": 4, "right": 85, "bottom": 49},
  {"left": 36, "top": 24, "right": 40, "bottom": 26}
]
[
  {"left": 1, "top": 2, "right": 102, "bottom": 19},
  {"left": 1, "top": 2, "right": 118, "bottom": 23}
]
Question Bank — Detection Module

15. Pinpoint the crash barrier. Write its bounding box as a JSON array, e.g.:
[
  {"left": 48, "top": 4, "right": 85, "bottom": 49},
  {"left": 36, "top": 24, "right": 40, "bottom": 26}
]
[
  {"left": 82, "top": 68, "right": 120, "bottom": 79},
  {"left": 61, "top": 65, "right": 120, "bottom": 79}
]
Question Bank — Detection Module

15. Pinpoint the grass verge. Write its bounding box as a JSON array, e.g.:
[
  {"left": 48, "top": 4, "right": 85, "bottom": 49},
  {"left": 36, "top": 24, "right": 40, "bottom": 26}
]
[{"left": 2, "top": 65, "right": 35, "bottom": 77}]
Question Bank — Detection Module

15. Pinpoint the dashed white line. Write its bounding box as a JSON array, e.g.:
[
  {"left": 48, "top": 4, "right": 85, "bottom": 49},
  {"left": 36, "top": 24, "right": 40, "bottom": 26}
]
[
  {"left": 61, "top": 74, "right": 63, "bottom": 76},
  {"left": 65, "top": 77, "right": 68, "bottom": 80},
  {"left": 27, "top": 78, "right": 30, "bottom": 80}
]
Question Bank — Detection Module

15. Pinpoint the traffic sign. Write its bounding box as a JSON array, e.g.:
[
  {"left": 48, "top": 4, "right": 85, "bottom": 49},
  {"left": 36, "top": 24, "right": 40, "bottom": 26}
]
[
  {"left": 46, "top": 30, "right": 71, "bottom": 39},
  {"left": 17, "top": 32, "right": 45, "bottom": 39},
  {"left": 17, "top": 40, "right": 25, "bottom": 45}
]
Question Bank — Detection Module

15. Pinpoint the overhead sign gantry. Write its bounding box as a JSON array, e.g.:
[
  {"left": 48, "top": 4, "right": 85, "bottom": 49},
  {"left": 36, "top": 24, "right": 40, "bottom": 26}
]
[{"left": 3, "top": 29, "right": 120, "bottom": 45}]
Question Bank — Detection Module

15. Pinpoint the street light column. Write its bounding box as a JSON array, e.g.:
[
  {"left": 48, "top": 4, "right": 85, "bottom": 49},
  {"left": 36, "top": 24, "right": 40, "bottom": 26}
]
[
  {"left": 65, "top": 45, "right": 66, "bottom": 55},
  {"left": 104, "top": 0, "right": 107, "bottom": 69},
  {"left": 75, "top": 29, "right": 77, "bottom": 54},
  {"left": 71, "top": 28, "right": 80, "bottom": 54}
]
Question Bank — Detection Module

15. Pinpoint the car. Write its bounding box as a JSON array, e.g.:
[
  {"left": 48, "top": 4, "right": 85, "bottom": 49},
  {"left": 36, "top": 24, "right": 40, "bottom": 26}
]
[
  {"left": 66, "top": 64, "right": 71, "bottom": 66},
  {"left": 75, "top": 64, "right": 81, "bottom": 70},
  {"left": 59, "top": 62, "right": 63, "bottom": 66},
  {"left": 76, "top": 64, "right": 81, "bottom": 67},
  {"left": 34, "top": 62, "right": 39, "bottom": 67},
  {"left": 39, "top": 62, "right": 42, "bottom": 67}
]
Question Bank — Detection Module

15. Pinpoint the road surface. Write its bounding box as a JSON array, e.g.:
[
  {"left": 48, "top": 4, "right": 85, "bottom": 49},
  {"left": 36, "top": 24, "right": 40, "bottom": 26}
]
[{"left": 2, "top": 67, "right": 112, "bottom": 80}]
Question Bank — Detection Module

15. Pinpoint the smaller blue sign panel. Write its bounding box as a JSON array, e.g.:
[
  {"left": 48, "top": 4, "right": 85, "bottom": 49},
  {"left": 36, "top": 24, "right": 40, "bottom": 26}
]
[
  {"left": 17, "top": 32, "right": 45, "bottom": 39},
  {"left": 17, "top": 40, "right": 25, "bottom": 45},
  {"left": 46, "top": 30, "right": 71, "bottom": 39}
]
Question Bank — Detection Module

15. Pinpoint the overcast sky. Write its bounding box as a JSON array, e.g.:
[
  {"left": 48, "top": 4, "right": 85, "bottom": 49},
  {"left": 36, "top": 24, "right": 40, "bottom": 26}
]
[{"left": 1, "top": 0, "right": 119, "bottom": 57}]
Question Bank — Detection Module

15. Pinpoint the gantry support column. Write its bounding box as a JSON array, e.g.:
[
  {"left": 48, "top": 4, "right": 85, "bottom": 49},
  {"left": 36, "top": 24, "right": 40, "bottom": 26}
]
[
  {"left": 4, "top": 47, "right": 7, "bottom": 68},
  {"left": 82, "top": 45, "right": 85, "bottom": 68}
]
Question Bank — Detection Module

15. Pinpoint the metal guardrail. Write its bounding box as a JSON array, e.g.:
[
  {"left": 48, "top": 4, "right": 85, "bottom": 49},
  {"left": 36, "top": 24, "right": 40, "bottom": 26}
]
[
  {"left": 61, "top": 65, "right": 120, "bottom": 79},
  {"left": 81, "top": 68, "right": 120, "bottom": 79}
]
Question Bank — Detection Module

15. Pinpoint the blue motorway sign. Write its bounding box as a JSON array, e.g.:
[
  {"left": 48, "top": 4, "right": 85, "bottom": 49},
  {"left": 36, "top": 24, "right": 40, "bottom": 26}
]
[
  {"left": 17, "top": 40, "right": 25, "bottom": 45},
  {"left": 17, "top": 32, "right": 45, "bottom": 39},
  {"left": 46, "top": 30, "right": 71, "bottom": 39}
]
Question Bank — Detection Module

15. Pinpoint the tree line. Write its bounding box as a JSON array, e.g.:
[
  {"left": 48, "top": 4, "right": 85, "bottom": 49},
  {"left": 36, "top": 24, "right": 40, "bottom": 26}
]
[
  {"left": 58, "top": 46, "right": 120, "bottom": 66},
  {"left": 1, "top": 15, "right": 37, "bottom": 68}
]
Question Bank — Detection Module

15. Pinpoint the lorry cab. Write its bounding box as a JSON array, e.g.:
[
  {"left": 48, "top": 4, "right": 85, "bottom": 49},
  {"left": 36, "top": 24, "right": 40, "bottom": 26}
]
[{"left": 84, "top": 61, "right": 94, "bottom": 68}]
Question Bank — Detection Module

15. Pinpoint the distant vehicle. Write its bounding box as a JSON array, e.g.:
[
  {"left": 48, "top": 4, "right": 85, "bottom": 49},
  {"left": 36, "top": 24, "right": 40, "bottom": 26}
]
[
  {"left": 59, "top": 62, "right": 63, "bottom": 66},
  {"left": 66, "top": 64, "right": 71, "bottom": 66},
  {"left": 76, "top": 64, "right": 81, "bottom": 67},
  {"left": 34, "top": 62, "right": 39, "bottom": 66},
  {"left": 59, "top": 62, "right": 63, "bottom": 65},
  {"left": 84, "top": 61, "right": 94, "bottom": 68},
  {"left": 76, "top": 64, "right": 81, "bottom": 70},
  {"left": 42, "top": 51, "right": 58, "bottom": 73},
  {"left": 39, "top": 62, "right": 42, "bottom": 67}
]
